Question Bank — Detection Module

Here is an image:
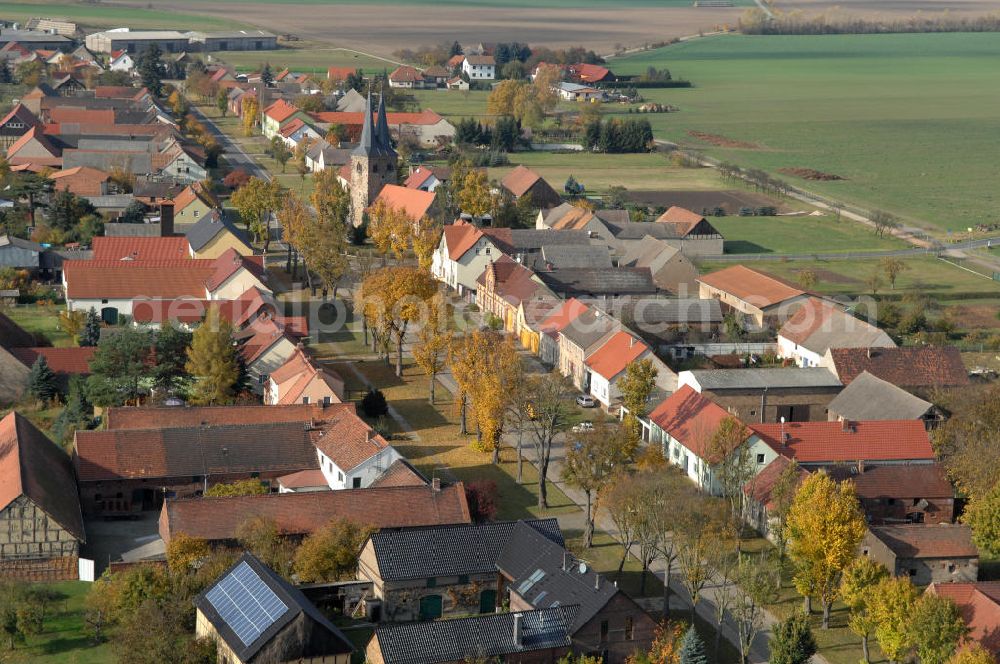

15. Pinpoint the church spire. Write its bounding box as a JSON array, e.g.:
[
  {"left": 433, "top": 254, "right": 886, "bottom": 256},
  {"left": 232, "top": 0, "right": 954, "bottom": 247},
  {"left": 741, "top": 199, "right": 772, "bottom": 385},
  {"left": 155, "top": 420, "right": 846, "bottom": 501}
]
[
  {"left": 352, "top": 91, "right": 377, "bottom": 157},
  {"left": 374, "top": 87, "right": 396, "bottom": 158}
]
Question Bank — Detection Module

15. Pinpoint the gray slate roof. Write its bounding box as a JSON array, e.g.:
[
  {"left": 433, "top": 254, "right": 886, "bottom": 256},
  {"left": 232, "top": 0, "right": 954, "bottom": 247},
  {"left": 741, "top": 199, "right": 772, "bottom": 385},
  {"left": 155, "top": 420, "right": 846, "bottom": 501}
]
[
  {"left": 185, "top": 209, "right": 252, "bottom": 252},
  {"left": 536, "top": 244, "right": 612, "bottom": 269},
  {"left": 628, "top": 298, "right": 723, "bottom": 325},
  {"left": 687, "top": 367, "right": 842, "bottom": 391},
  {"left": 607, "top": 221, "right": 688, "bottom": 240},
  {"left": 826, "top": 371, "right": 932, "bottom": 421},
  {"left": 194, "top": 552, "right": 353, "bottom": 663},
  {"left": 536, "top": 267, "right": 657, "bottom": 296},
  {"left": 370, "top": 518, "right": 563, "bottom": 582},
  {"left": 373, "top": 605, "right": 577, "bottom": 664},
  {"left": 559, "top": 308, "right": 617, "bottom": 351},
  {"left": 0, "top": 236, "right": 43, "bottom": 253},
  {"left": 498, "top": 521, "right": 618, "bottom": 631}
]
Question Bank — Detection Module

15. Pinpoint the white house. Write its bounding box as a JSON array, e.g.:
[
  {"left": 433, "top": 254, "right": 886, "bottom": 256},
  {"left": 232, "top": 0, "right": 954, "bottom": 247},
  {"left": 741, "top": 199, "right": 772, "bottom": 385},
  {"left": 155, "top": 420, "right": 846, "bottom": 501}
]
[
  {"left": 430, "top": 221, "right": 500, "bottom": 300},
  {"left": 777, "top": 297, "right": 895, "bottom": 368},
  {"left": 555, "top": 82, "right": 603, "bottom": 102},
  {"left": 647, "top": 385, "right": 780, "bottom": 494},
  {"left": 313, "top": 411, "right": 403, "bottom": 490},
  {"left": 239, "top": 322, "right": 299, "bottom": 391},
  {"left": 462, "top": 55, "right": 496, "bottom": 80},
  {"left": 585, "top": 331, "right": 677, "bottom": 410},
  {"left": 108, "top": 50, "right": 134, "bottom": 73}
]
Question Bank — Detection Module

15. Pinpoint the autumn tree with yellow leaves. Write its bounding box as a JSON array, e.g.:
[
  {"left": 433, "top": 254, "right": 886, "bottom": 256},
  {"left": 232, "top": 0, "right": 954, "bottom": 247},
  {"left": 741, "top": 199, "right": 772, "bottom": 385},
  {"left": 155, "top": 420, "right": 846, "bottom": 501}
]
[
  {"left": 367, "top": 199, "right": 412, "bottom": 260},
  {"left": 785, "top": 470, "right": 866, "bottom": 628},
  {"left": 357, "top": 266, "right": 437, "bottom": 377},
  {"left": 449, "top": 329, "right": 522, "bottom": 463},
  {"left": 412, "top": 292, "right": 452, "bottom": 404}
]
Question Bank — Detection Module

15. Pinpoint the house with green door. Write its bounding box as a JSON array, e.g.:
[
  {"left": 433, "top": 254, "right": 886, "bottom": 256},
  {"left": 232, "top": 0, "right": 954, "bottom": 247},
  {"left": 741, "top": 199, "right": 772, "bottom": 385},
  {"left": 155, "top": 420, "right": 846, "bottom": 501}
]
[{"left": 357, "top": 519, "right": 563, "bottom": 622}]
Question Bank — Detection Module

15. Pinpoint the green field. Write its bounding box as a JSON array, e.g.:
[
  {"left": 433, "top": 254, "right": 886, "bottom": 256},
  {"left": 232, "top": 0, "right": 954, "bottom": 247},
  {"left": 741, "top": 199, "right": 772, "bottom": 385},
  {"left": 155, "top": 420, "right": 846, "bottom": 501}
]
[
  {"left": 709, "top": 214, "right": 907, "bottom": 254},
  {"left": 14, "top": 581, "right": 112, "bottom": 664},
  {"left": 0, "top": 1, "right": 245, "bottom": 30},
  {"left": 167, "top": 0, "right": 752, "bottom": 7},
  {"left": 488, "top": 152, "right": 724, "bottom": 193},
  {"left": 609, "top": 33, "right": 1000, "bottom": 234},
  {"left": 214, "top": 47, "right": 399, "bottom": 75}
]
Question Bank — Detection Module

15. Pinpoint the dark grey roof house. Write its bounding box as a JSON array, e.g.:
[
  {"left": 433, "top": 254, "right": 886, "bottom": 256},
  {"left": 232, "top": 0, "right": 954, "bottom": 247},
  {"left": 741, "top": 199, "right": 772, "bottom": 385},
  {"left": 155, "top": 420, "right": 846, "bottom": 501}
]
[
  {"left": 497, "top": 522, "right": 657, "bottom": 663},
  {"left": 358, "top": 519, "right": 563, "bottom": 622},
  {"left": 195, "top": 552, "right": 354, "bottom": 664},
  {"left": 366, "top": 606, "right": 577, "bottom": 664}
]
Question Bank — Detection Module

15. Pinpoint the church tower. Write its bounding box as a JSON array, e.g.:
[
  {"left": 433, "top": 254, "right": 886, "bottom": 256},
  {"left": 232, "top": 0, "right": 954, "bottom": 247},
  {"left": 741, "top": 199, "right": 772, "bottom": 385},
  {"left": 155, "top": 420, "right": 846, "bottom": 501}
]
[{"left": 350, "top": 91, "right": 398, "bottom": 227}]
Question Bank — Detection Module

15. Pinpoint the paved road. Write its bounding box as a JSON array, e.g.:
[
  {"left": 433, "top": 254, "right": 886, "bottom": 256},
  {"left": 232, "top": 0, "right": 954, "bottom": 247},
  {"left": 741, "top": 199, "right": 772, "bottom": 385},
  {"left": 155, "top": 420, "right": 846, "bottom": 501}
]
[{"left": 189, "top": 105, "right": 271, "bottom": 182}]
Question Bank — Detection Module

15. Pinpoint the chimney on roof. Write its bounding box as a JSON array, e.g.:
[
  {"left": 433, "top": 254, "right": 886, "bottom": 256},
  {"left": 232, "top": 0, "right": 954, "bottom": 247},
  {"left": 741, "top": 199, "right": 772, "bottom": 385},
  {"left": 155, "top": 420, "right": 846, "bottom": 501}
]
[
  {"left": 431, "top": 477, "right": 441, "bottom": 492},
  {"left": 159, "top": 200, "right": 174, "bottom": 237},
  {"left": 857, "top": 459, "right": 865, "bottom": 474},
  {"left": 842, "top": 419, "right": 855, "bottom": 433},
  {"left": 595, "top": 573, "right": 601, "bottom": 590},
  {"left": 563, "top": 551, "right": 571, "bottom": 571},
  {"left": 513, "top": 613, "right": 523, "bottom": 647}
]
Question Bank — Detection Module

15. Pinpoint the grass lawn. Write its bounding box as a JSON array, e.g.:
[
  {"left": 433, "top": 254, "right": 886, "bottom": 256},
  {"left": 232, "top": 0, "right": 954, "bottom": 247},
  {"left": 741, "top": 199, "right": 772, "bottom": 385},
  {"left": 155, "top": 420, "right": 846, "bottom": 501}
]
[
  {"left": 410, "top": 89, "right": 493, "bottom": 119},
  {"left": 698, "top": 256, "right": 1000, "bottom": 301},
  {"left": 711, "top": 214, "right": 907, "bottom": 255},
  {"left": 3, "top": 304, "right": 73, "bottom": 347},
  {"left": 13, "top": 581, "right": 112, "bottom": 664},
  {"left": 609, "top": 33, "right": 1000, "bottom": 234},
  {"left": 0, "top": 1, "right": 245, "bottom": 30},
  {"left": 488, "top": 152, "right": 724, "bottom": 194},
  {"left": 214, "top": 47, "right": 399, "bottom": 75}
]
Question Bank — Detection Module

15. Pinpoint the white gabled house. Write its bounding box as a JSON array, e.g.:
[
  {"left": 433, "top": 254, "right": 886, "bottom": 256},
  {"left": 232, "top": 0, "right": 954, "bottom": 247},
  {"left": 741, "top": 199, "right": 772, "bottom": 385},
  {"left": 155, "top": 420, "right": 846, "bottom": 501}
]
[
  {"left": 430, "top": 220, "right": 500, "bottom": 300},
  {"left": 777, "top": 297, "right": 895, "bottom": 368},
  {"left": 108, "top": 50, "right": 135, "bottom": 73},
  {"left": 312, "top": 410, "right": 403, "bottom": 490},
  {"left": 462, "top": 55, "right": 496, "bottom": 80},
  {"left": 584, "top": 331, "right": 677, "bottom": 410},
  {"left": 647, "top": 385, "right": 780, "bottom": 494}
]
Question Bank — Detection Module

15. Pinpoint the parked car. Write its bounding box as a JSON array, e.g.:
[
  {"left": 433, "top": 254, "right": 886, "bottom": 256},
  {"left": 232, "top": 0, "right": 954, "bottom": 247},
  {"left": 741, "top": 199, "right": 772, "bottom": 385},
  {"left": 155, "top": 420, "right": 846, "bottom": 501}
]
[{"left": 576, "top": 395, "right": 596, "bottom": 408}]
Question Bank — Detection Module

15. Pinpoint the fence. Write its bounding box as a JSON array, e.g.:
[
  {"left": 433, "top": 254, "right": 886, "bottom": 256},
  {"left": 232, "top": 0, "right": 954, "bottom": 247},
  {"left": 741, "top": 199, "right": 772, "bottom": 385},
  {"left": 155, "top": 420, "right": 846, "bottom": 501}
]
[{"left": 662, "top": 342, "right": 776, "bottom": 359}]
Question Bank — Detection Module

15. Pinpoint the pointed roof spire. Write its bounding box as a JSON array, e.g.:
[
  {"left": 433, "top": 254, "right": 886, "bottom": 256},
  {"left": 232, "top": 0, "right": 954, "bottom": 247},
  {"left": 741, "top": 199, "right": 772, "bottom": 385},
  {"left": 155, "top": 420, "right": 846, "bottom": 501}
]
[
  {"left": 374, "top": 87, "right": 396, "bottom": 158},
  {"left": 352, "top": 91, "right": 377, "bottom": 157}
]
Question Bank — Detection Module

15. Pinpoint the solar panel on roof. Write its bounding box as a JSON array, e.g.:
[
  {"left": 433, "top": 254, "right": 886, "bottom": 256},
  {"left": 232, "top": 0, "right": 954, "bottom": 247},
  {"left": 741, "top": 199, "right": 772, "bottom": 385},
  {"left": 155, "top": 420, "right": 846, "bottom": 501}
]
[{"left": 205, "top": 561, "right": 289, "bottom": 647}]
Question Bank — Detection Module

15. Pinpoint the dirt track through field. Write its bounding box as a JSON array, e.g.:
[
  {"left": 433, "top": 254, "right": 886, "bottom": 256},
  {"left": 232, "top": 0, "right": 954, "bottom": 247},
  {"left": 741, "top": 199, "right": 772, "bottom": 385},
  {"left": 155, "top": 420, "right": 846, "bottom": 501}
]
[
  {"left": 771, "top": 0, "right": 1000, "bottom": 17},
  {"left": 110, "top": 1, "right": 744, "bottom": 56}
]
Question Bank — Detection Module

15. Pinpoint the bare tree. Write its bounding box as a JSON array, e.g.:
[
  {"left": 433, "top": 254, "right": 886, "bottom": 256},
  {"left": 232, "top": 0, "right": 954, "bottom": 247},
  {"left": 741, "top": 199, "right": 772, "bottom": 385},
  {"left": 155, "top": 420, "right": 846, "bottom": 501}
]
[
  {"left": 732, "top": 551, "right": 780, "bottom": 664},
  {"left": 563, "top": 419, "right": 628, "bottom": 547},
  {"left": 603, "top": 477, "right": 642, "bottom": 581},
  {"left": 871, "top": 209, "right": 901, "bottom": 238},
  {"left": 521, "top": 372, "right": 573, "bottom": 508}
]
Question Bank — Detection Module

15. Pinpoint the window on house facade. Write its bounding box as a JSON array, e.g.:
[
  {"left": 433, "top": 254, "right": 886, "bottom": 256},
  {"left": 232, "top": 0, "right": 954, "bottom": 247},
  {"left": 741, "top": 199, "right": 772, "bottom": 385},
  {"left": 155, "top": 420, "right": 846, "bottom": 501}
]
[
  {"left": 352, "top": 477, "right": 362, "bottom": 488},
  {"left": 302, "top": 396, "right": 310, "bottom": 404},
  {"left": 338, "top": 471, "right": 344, "bottom": 481},
  {"left": 625, "top": 616, "right": 634, "bottom": 640},
  {"left": 600, "top": 621, "right": 609, "bottom": 642},
  {"left": 756, "top": 453, "right": 765, "bottom": 464}
]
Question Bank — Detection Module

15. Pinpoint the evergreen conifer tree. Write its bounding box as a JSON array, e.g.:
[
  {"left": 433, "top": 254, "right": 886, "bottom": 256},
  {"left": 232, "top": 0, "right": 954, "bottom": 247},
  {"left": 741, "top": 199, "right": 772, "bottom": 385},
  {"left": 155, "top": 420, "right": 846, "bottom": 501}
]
[
  {"left": 185, "top": 308, "right": 239, "bottom": 405},
  {"left": 680, "top": 625, "right": 708, "bottom": 664},
  {"left": 80, "top": 308, "right": 101, "bottom": 347},
  {"left": 27, "top": 355, "right": 57, "bottom": 402}
]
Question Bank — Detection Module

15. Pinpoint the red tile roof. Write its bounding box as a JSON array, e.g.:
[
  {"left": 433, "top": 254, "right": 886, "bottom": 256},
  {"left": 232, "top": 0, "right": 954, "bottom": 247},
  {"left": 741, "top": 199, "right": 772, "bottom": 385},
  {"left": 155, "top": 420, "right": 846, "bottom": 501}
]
[
  {"left": 372, "top": 184, "right": 435, "bottom": 222},
  {"left": 928, "top": 582, "right": 1000, "bottom": 653},
  {"left": 160, "top": 482, "right": 471, "bottom": 543},
  {"left": 389, "top": 65, "right": 423, "bottom": 83},
  {"left": 834, "top": 463, "right": 953, "bottom": 501},
  {"left": 10, "top": 347, "right": 97, "bottom": 375},
  {"left": 585, "top": 331, "right": 649, "bottom": 381},
  {"left": 47, "top": 107, "right": 115, "bottom": 125},
  {"left": 476, "top": 254, "right": 544, "bottom": 307},
  {"left": 656, "top": 206, "right": 704, "bottom": 228},
  {"left": 869, "top": 523, "right": 977, "bottom": 559},
  {"left": 369, "top": 459, "right": 429, "bottom": 488},
  {"left": 539, "top": 298, "right": 588, "bottom": 338},
  {"left": 442, "top": 221, "right": 484, "bottom": 261},
  {"left": 828, "top": 346, "right": 969, "bottom": 388},
  {"left": 264, "top": 98, "right": 300, "bottom": 123},
  {"left": 131, "top": 298, "right": 210, "bottom": 324},
  {"left": 313, "top": 409, "right": 392, "bottom": 472},
  {"left": 48, "top": 165, "right": 110, "bottom": 196},
  {"left": 648, "top": 385, "right": 736, "bottom": 459},
  {"left": 750, "top": 420, "right": 934, "bottom": 463},
  {"left": 405, "top": 165, "right": 449, "bottom": 190},
  {"left": 171, "top": 182, "right": 218, "bottom": 211},
  {"left": 698, "top": 265, "right": 805, "bottom": 308},
  {"left": 269, "top": 347, "right": 344, "bottom": 405},
  {"left": 105, "top": 402, "right": 352, "bottom": 430},
  {"left": 7, "top": 125, "right": 60, "bottom": 159},
  {"left": 205, "top": 248, "right": 263, "bottom": 292},
  {"left": 569, "top": 63, "right": 612, "bottom": 82},
  {"left": 92, "top": 236, "right": 190, "bottom": 261},
  {"left": 73, "top": 421, "right": 321, "bottom": 482},
  {"left": 64, "top": 259, "right": 213, "bottom": 299},
  {"left": 276, "top": 469, "right": 328, "bottom": 490},
  {"left": 501, "top": 165, "right": 544, "bottom": 198},
  {"left": 744, "top": 456, "right": 808, "bottom": 509},
  {"left": 0, "top": 412, "right": 85, "bottom": 540}
]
